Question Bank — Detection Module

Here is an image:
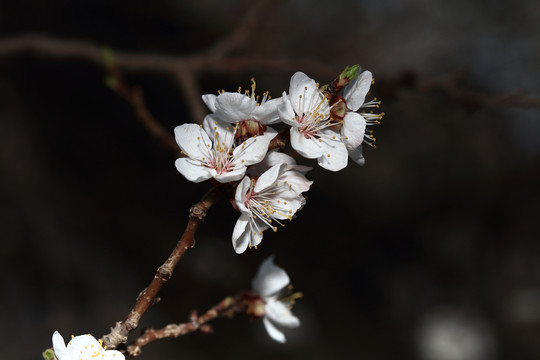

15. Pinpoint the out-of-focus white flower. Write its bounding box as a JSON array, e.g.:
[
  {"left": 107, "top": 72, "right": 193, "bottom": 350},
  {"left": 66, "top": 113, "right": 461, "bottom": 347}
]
[
  {"left": 52, "top": 331, "right": 124, "bottom": 360},
  {"left": 202, "top": 78, "right": 281, "bottom": 139},
  {"left": 341, "top": 69, "right": 383, "bottom": 165},
  {"left": 174, "top": 121, "right": 271, "bottom": 183},
  {"left": 278, "top": 72, "right": 348, "bottom": 172},
  {"left": 232, "top": 163, "right": 309, "bottom": 253},
  {"left": 417, "top": 309, "right": 496, "bottom": 360},
  {"left": 252, "top": 256, "right": 300, "bottom": 343}
]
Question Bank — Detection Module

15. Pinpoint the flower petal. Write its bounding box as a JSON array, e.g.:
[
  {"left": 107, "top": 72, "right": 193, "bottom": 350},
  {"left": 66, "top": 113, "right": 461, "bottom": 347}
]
[
  {"left": 262, "top": 316, "right": 286, "bottom": 343},
  {"left": 342, "top": 112, "right": 366, "bottom": 150},
  {"left": 232, "top": 134, "right": 271, "bottom": 167},
  {"left": 213, "top": 166, "right": 246, "bottom": 183},
  {"left": 280, "top": 170, "right": 313, "bottom": 194},
  {"left": 290, "top": 127, "right": 324, "bottom": 159},
  {"left": 254, "top": 163, "right": 285, "bottom": 193},
  {"left": 102, "top": 350, "right": 125, "bottom": 360},
  {"left": 289, "top": 72, "right": 321, "bottom": 116},
  {"left": 214, "top": 92, "right": 256, "bottom": 123},
  {"left": 174, "top": 123, "right": 211, "bottom": 160},
  {"left": 201, "top": 94, "right": 217, "bottom": 112},
  {"left": 234, "top": 176, "right": 252, "bottom": 213},
  {"left": 232, "top": 213, "right": 250, "bottom": 254},
  {"left": 52, "top": 331, "right": 69, "bottom": 360},
  {"left": 175, "top": 158, "right": 213, "bottom": 183},
  {"left": 343, "top": 70, "right": 372, "bottom": 112},
  {"left": 251, "top": 97, "right": 281, "bottom": 124},
  {"left": 316, "top": 132, "right": 348, "bottom": 171},
  {"left": 348, "top": 145, "right": 366, "bottom": 166},
  {"left": 278, "top": 92, "right": 297, "bottom": 126},
  {"left": 265, "top": 299, "right": 301, "bottom": 328},
  {"left": 252, "top": 256, "right": 290, "bottom": 298},
  {"left": 67, "top": 334, "right": 101, "bottom": 359}
]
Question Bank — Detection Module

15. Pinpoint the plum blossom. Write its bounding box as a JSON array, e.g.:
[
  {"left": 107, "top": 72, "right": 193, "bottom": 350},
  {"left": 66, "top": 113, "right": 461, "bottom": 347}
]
[
  {"left": 340, "top": 69, "right": 383, "bottom": 165},
  {"left": 174, "top": 120, "right": 271, "bottom": 183},
  {"left": 202, "top": 78, "right": 281, "bottom": 139},
  {"left": 232, "top": 162, "right": 310, "bottom": 254},
  {"left": 278, "top": 72, "right": 348, "bottom": 171},
  {"left": 252, "top": 256, "right": 301, "bottom": 343},
  {"left": 52, "top": 331, "right": 124, "bottom": 360}
]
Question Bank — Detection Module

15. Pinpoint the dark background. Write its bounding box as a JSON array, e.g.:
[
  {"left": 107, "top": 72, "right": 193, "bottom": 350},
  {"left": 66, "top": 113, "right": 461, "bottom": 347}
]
[{"left": 1, "top": 0, "right": 540, "bottom": 359}]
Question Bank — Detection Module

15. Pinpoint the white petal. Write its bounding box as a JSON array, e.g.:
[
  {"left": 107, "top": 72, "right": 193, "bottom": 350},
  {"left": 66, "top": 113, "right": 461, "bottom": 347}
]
[
  {"left": 348, "top": 145, "right": 366, "bottom": 166},
  {"left": 342, "top": 112, "right": 366, "bottom": 150},
  {"left": 265, "top": 299, "right": 301, "bottom": 328},
  {"left": 252, "top": 256, "right": 290, "bottom": 297},
  {"left": 263, "top": 316, "right": 286, "bottom": 343},
  {"left": 278, "top": 92, "right": 298, "bottom": 126},
  {"left": 254, "top": 163, "right": 285, "bottom": 193},
  {"left": 234, "top": 176, "right": 252, "bottom": 213},
  {"left": 102, "top": 350, "right": 125, "bottom": 360},
  {"left": 214, "top": 92, "right": 256, "bottom": 123},
  {"left": 52, "top": 331, "right": 69, "bottom": 360},
  {"left": 213, "top": 166, "right": 246, "bottom": 183},
  {"left": 343, "top": 70, "right": 372, "bottom": 112},
  {"left": 290, "top": 127, "right": 324, "bottom": 159},
  {"left": 280, "top": 170, "right": 313, "bottom": 194},
  {"left": 316, "top": 132, "right": 348, "bottom": 171},
  {"left": 175, "top": 158, "right": 213, "bottom": 183},
  {"left": 174, "top": 123, "right": 211, "bottom": 160},
  {"left": 289, "top": 72, "right": 320, "bottom": 116},
  {"left": 232, "top": 213, "right": 250, "bottom": 254},
  {"left": 67, "top": 334, "right": 101, "bottom": 359},
  {"left": 263, "top": 125, "right": 278, "bottom": 140},
  {"left": 251, "top": 97, "right": 281, "bottom": 124},
  {"left": 201, "top": 94, "right": 217, "bottom": 112},
  {"left": 232, "top": 134, "right": 271, "bottom": 167}
]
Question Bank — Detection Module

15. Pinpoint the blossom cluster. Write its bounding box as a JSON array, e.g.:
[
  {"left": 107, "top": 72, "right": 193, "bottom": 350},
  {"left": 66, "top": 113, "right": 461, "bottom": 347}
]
[{"left": 175, "top": 67, "right": 382, "bottom": 254}]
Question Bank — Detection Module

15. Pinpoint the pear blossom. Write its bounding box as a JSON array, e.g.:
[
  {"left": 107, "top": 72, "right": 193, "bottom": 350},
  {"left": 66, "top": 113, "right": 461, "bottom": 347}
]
[
  {"left": 232, "top": 163, "right": 309, "bottom": 254},
  {"left": 174, "top": 120, "right": 271, "bottom": 183},
  {"left": 52, "top": 331, "right": 124, "bottom": 360},
  {"left": 341, "top": 69, "right": 383, "bottom": 165},
  {"left": 252, "top": 256, "right": 300, "bottom": 343},
  {"left": 278, "top": 72, "right": 348, "bottom": 171},
  {"left": 202, "top": 78, "right": 281, "bottom": 139}
]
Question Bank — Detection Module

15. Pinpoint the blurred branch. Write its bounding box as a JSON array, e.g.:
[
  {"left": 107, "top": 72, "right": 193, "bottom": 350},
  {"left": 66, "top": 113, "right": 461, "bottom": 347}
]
[
  {"left": 420, "top": 74, "right": 540, "bottom": 109},
  {"left": 102, "top": 184, "right": 227, "bottom": 349},
  {"left": 127, "top": 295, "right": 247, "bottom": 357},
  {"left": 106, "top": 65, "right": 181, "bottom": 156}
]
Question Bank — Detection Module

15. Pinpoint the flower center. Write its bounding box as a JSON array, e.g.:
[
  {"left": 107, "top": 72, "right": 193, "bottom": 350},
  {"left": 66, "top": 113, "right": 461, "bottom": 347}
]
[{"left": 244, "top": 179, "right": 294, "bottom": 233}]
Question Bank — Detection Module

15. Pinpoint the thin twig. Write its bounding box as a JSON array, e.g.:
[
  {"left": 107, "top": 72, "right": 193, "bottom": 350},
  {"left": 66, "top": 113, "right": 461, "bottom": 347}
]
[
  {"left": 106, "top": 67, "right": 181, "bottom": 156},
  {"left": 102, "top": 185, "right": 227, "bottom": 349},
  {"left": 127, "top": 295, "right": 246, "bottom": 357}
]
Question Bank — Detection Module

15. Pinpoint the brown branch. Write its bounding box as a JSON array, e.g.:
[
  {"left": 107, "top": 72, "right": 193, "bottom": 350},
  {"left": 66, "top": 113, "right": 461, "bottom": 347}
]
[
  {"left": 106, "top": 68, "right": 181, "bottom": 156},
  {"left": 268, "top": 125, "right": 291, "bottom": 151},
  {"left": 127, "top": 295, "right": 246, "bottom": 357},
  {"left": 102, "top": 184, "right": 227, "bottom": 349},
  {"left": 202, "top": 0, "right": 273, "bottom": 58}
]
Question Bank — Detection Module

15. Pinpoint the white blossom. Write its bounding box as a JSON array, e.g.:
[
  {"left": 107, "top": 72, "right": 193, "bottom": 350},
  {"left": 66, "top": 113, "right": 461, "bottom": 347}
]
[
  {"left": 202, "top": 78, "right": 281, "bottom": 139},
  {"left": 278, "top": 72, "right": 348, "bottom": 171},
  {"left": 232, "top": 163, "right": 309, "bottom": 254},
  {"left": 174, "top": 120, "right": 271, "bottom": 183},
  {"left": 252, "top": 256, "right": 300, "bottom": 343},
  {"left": 52, "top": 331, "right": 124, "bottom": 360},
  {"left": 341, "top": 69, "right": 383, "bottom": 165}
]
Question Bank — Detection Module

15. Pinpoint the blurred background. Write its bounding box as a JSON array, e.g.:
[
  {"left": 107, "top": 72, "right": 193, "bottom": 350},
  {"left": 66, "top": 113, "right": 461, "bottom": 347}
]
[{"left": 1, "top": 0, "right": 540, "bottom": 359}]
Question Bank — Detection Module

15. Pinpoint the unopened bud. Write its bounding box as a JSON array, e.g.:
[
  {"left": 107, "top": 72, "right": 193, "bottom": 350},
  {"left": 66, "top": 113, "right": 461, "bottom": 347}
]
[
  {"left": 42, "top": 348, "right": 55, "bottom": 360},
  {"left": 336, "top": 64, "right": 361, "bottom": 89}
]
